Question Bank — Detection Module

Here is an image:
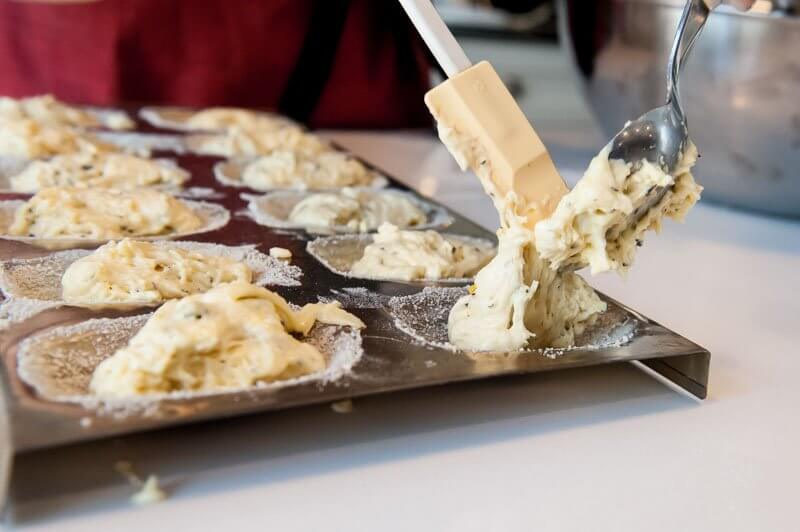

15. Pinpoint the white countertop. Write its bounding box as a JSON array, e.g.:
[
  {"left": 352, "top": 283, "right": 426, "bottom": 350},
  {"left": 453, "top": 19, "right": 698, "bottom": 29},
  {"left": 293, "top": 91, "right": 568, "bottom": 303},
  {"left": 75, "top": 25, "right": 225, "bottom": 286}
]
[{"left": 6, "top": 131, "right": 800, "bottom": 532}]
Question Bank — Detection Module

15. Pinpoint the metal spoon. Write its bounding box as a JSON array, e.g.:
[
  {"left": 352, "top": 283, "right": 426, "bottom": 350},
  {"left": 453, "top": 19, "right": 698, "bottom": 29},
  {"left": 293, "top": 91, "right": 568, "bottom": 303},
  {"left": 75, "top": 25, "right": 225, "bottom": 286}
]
[{"left": 608, "top": 0, "right": 711, "bottom": 219}]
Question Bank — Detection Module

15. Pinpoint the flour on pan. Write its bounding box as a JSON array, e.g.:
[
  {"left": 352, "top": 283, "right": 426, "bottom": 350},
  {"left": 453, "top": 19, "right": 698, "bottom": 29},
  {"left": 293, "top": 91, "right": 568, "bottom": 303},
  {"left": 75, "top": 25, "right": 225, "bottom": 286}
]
[{"left": 0, "top": 241, "right": 301, "bottom": 328}]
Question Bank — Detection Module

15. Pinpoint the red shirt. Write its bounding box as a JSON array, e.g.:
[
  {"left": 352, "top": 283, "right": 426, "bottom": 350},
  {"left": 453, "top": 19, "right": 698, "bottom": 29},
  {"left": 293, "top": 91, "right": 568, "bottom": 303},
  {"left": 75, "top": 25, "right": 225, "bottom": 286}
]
[{"left": 0, "top": 0, "right": 432, "bottom": 129}]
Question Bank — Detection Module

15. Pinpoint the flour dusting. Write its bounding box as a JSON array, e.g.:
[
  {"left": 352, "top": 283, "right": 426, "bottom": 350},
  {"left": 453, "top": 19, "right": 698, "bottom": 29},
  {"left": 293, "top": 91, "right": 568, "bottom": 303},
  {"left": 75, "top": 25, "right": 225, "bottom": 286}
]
[
  {"left": 95, "top": 131, "right": 187, "bottom": 155},
  {"left": 0, "top": 241, "right": 301, "bottom": 328},
  {"left": 17, "top": 313, "right": 364, "bottom": 416},
  {"left": 0, "top": 199, "right": 230, "bottom": 250},
  {"left": 388, "top": 288, "right": 638, "bottom": 355},
  {"left": 242, "top": 190, "right": 452, "bottom": 234},
  {"left": 307, "top": 233, "right": 493, "bottom": 283}
]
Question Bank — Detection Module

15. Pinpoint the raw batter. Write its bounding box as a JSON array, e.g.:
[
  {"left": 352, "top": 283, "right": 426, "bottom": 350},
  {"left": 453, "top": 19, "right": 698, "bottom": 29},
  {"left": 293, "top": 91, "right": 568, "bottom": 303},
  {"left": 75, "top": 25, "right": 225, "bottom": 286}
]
[
  {"left": 8, "top": 187, "right": 202, "bottom": 239},
  {"left": 0, "top": 118, "right": 114, "bottom": 160},
  {"left": 0, "top": 94, "right": 133, "bottom": 130},
  {"left": 61, "top": 239, "right": 252, "bottom": 305},
  {"left": 350, "top": 223, "right": 491, "bottom": 281},
  {"left": 241, "top": 150, "right": 378, "bottom": 191},
  {"left": 89, "top": 282, "right": 365, "bottom": 397},
  {"left": 534, "top": 143, "right": 701, "bottom": 274},
  {"left": 269, "top": 247, "right": 292, "bottom": 260},
  {"left": 288, "top": 188, "right": 425, "bottom": 232},
  {"left": 433, "top": 122, "right": 606, "bottom": 351},
  {"left": 184, "top": 107, "right": 291, "bottom": 132},
  {"left": 9, "top": 152, "right": 188, "bottom": 192},
  {"left": 188, "top": 125, "right": 327, "bottom": 158}
]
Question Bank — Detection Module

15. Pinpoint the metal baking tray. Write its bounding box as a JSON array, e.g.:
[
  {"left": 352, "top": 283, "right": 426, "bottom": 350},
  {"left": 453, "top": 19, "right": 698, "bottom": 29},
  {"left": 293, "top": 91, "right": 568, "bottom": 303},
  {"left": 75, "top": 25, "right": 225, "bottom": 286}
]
[{"left": 0, "top": 106, "right": 710, "bottom": 506}]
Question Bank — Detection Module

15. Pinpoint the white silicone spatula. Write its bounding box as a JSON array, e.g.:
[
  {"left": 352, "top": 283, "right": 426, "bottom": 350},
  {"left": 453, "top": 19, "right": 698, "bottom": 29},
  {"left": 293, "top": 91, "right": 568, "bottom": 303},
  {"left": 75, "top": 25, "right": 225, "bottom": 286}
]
[
  {"left": 397, "top": 0, "right": 568, "bottom": 225},
  {"left": 397, "top": 0, "right": 472, "bottom": 77}
]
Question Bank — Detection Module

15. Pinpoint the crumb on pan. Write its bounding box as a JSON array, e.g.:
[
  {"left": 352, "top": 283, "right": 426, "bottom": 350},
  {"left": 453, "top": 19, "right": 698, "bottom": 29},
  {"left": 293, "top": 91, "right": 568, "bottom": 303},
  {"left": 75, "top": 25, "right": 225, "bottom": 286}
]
[
  {"left": 331, "top": 399, "right": 353, "bottom": 414},
  {"left": 132, "top": 475, "right": 167, "bottom": 506},
  {"left": 114, "top": 460, "right": 167, "bottom": 506},
  {"left": 269, "top": 247, "right": 292, "bottom": 260}
]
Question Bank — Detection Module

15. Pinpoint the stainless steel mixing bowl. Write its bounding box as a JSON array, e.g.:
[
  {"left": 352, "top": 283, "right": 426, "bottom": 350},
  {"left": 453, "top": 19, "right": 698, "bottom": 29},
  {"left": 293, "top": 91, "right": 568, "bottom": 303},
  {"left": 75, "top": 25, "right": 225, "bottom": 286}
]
[{"left": 558, "top": 0, "right": 800, "bottom": 217}]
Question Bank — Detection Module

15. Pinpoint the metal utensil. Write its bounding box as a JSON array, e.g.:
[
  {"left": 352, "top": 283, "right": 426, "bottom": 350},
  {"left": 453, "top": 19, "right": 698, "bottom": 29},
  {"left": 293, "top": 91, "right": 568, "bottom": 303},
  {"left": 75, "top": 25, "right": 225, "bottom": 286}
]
[
  {"left": 559, "top": 0, "right": 800, "bottom": 218},
  {"left": 608, "top": 0, "right": 710, "bottom": 220}
]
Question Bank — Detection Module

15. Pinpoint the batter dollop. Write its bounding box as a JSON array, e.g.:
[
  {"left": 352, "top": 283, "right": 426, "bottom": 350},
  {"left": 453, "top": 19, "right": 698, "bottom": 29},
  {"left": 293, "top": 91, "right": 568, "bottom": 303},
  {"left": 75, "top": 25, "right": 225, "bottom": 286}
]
[
  {"left": 433, "top": 123, "right": 606, "bottom": 351},
  {"left": 288, "top": 189, "right": 425, "bottom": 232},
  {"left": 0, "top": 118, "right": 113, "bottom": 160},
  {"left": 62, "top": 239, "right": 252, "bottom": 306},
  {"left": 534, "top": 143, "right": 701, "bottom": 274},
  {"left": 8, "top": 187, "right": 202, "bottom": 239},
  {"left": 0, "top": 94, "right": 133, "bottom": 130},
  {"left": 241, "top": 150, "right": 378, "bottom": 191},
  {"left": 350, "top": 223, "right": 491, "bottom": 281},
  {"left": 10, "top": 152, "right": 188, "bottom": 192},
  {"left": 184, "top": 107, "right": 292, "bottom": 132},
  {"left": 188, "top": 125, "right": 327, "bottom": 158},
  {"left": 90, "top": 282, "right": 365, "bottom": 397}
]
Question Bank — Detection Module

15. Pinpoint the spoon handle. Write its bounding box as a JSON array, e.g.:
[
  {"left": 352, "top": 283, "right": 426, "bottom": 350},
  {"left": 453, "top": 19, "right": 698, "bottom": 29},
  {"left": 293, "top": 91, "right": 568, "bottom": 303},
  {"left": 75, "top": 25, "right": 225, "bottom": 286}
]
[{"left": 666, "top": 0, "right": 711, "bottom": 107}]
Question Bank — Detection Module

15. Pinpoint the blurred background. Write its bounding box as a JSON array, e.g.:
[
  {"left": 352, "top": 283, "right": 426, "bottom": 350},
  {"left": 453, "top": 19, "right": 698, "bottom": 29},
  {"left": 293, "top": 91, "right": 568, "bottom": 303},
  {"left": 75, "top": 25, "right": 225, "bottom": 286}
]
[
  {"left": 437, "top": 0, "right": 800, "bottom": 218},
  {"left": 434, "top": 0, "right": 602, "bottom": 155},
  {"left": 0, "top": 0, "right": 796, "bottom": 217}
]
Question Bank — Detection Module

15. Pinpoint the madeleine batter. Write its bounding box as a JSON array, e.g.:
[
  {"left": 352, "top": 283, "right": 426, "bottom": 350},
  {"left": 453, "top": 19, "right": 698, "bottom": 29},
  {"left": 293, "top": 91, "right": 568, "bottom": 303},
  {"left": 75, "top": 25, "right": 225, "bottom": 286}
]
[
  {"left": 288, "top": 188, "right": 425, "bottom": 232},
  {"left": 0, "top": 94, "right": 133, "bottom": 130},
  {"left": 350, "top": 223, "right": 491, "bottom": 281},
  {"left": 8, "top": 187, "right": 202, "bottom": 239},
  {"left": 10, "top": 152, "right": 188, "bottom": 192},
  {"left": 432, "top": 122, "right": 606, "bottom": 351},
  {"left": 184, "top": 107, "right": 292, "bottom": 132},
  {"left": 0, "top": 118, "right": 114, "bottom": 160},
  {"left": 534, "top": 143, "right": 701, "bottom": 274},
  {"left": 62, "top": 239, "right": 252, "bottom": 305},
  {"left": 90, "top": 282, "right": 365, "bottom": 397},
  {"left": 241, "top": 150, "right": 378, "bottom": 191},
  {"left": 188, "top": 124, "right": 327, "bottom": 158}
]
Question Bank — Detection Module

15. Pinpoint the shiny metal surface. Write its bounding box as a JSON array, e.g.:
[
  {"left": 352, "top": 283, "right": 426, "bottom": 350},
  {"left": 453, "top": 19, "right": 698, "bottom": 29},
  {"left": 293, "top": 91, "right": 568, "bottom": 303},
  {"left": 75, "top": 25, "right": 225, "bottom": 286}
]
[
  {"left": 0, "top": 108, "right": 709, "bottom": 471},
  {"left": 609, "top": 0, "right": 708, "bottom": 173},
  {"left": 609, "top": 0, "right": 710, "bottom": 230},
  {"left": 559, "top": 0, "right": 800, "bottom": 217}
]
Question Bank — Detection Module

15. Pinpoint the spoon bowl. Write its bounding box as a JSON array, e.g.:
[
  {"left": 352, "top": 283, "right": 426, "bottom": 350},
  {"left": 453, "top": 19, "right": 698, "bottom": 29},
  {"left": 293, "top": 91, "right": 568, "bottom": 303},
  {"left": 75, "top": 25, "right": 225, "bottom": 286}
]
[
  {"left": 608, "top": 0, "right": 709, "bottom": 176},
  {"left": 602, "top": 0, "right": 710, "bottom": 227},
  {"left": 609, "top": 102, "right": 688, "bottom": 175}
]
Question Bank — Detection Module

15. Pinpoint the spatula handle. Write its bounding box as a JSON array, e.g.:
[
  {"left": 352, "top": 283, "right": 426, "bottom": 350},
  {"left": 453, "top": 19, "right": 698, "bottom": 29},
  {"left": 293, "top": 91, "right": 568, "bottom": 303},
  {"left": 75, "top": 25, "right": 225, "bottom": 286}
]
[{"left": 397, "top": 0, "right": 472, "bottom": 77}]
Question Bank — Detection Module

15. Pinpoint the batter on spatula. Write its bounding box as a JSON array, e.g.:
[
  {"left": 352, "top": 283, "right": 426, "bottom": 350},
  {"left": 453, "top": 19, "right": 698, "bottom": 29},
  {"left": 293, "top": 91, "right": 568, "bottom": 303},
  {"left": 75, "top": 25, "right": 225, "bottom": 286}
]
[{"left": 426, "top": 63, "right": 700, "bottom": 351}]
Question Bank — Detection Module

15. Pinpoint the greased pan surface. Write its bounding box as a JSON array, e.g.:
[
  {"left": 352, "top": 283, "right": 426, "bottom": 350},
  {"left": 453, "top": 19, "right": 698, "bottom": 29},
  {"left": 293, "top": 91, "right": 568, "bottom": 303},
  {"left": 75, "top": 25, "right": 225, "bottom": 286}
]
[{"left": 0, "top": 106, "right": 710, "bottom": 453}]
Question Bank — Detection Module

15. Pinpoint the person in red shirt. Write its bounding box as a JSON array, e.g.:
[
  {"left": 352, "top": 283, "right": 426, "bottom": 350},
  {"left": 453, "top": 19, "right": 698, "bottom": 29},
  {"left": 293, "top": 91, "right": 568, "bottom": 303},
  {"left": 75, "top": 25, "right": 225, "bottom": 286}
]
[
  {"left": 0, "top": 0, "right": 756, "bottom": 129},
  {"left": 0, "top": 0, "right": 433, "bottom": 129}
]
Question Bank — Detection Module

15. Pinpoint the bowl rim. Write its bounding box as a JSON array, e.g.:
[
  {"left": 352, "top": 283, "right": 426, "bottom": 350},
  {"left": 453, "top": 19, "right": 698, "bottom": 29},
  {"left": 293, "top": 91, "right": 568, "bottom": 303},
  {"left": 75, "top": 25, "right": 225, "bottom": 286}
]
[{"left": 607, "top": 0, "right": 796, "bottom": 18}]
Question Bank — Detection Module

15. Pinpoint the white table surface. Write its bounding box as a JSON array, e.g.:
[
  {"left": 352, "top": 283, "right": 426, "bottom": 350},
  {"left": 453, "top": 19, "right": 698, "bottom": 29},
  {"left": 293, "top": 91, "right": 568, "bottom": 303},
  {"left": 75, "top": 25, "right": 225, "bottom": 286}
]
[{"left": 5, "top": 131, "right": 800, "bottom": 532}]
